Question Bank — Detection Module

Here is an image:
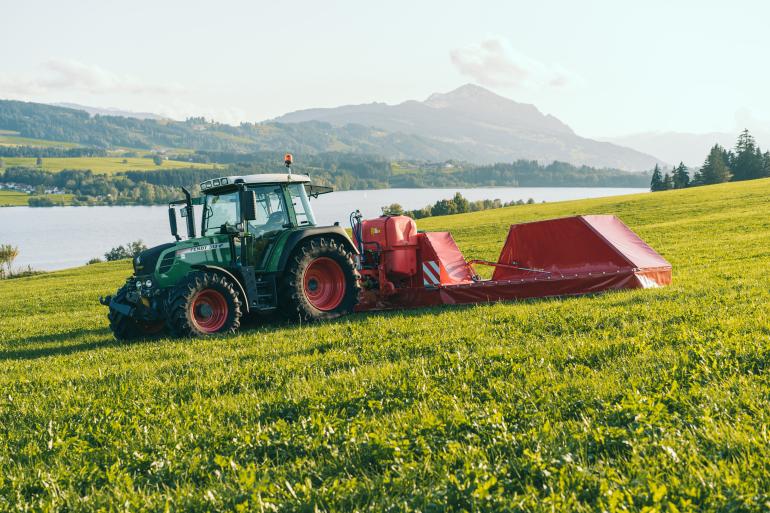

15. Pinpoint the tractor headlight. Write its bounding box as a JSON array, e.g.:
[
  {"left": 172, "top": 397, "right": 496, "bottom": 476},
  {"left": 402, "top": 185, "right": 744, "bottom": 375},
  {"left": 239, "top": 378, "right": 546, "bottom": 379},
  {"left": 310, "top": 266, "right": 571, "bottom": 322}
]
[
  {"left": 144, "top": 279, "right": 153, "bottom": 288},
  {"left": 135, "top": 280, "right": 142, "bottom": 289}
]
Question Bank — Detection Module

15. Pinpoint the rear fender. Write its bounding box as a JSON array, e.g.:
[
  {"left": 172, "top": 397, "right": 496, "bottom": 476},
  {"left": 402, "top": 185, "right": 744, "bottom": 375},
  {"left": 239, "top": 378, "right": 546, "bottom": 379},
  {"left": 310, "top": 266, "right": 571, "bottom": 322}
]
[{"left": 191, "top": 265, "right": 251, "bottom": 313}]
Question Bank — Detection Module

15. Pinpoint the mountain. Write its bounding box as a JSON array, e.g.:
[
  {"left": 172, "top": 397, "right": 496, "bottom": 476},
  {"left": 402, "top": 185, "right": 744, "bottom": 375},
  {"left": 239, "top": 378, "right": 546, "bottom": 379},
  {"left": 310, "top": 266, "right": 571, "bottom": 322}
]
[
  {"left": 275, "top": 84, "right": 663, "bottom": 171},
  {"left": 51, "top": 102, "right": 167, "bottom": 121}
]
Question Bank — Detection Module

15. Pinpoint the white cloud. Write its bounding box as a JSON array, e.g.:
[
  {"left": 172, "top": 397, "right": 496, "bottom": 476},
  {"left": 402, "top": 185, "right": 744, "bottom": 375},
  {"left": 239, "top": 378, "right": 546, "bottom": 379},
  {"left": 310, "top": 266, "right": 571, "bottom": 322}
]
[
  {"left": 0, "top": 59, "right": 185, "bottom": 97},
  {"left": 450, "top": 37, "right": 577, "bottom": 90}
]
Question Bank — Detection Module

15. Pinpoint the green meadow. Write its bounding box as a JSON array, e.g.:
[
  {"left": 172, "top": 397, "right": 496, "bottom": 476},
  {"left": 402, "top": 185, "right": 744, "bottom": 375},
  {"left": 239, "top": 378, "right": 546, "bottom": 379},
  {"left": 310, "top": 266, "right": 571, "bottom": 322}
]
[
  {"left": 1, "top": 179, "right": 770, "bottom": 511},
  {"left": 0, "top": 131, "right": 79, "bottom": 148},
  {"left": 0, "top": 190, "right": 74, "bottom": 207},
  {"left": 1, "top": 157, "right": 219, "bottom": 174}
]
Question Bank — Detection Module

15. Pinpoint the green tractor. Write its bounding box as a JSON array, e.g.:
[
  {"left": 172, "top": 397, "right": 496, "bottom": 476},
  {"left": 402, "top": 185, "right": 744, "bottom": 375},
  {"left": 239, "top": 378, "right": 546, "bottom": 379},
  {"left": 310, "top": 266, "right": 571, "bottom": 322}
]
[{"left": 100, "top": 156, "right": 361, "bottom": 339}]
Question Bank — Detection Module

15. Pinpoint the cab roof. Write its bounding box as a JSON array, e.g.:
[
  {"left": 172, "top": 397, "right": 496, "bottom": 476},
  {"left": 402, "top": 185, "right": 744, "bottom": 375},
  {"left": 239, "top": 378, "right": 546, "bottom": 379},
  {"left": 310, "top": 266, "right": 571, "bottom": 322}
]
[{"left": 200, "top": 173, "right": 311, "bottom": 193}]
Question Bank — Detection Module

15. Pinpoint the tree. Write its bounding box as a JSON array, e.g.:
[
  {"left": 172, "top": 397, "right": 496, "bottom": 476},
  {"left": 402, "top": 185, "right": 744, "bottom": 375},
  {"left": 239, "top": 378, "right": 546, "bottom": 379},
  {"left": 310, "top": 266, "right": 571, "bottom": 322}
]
[
  {"left": 104, "top": 240, "right": 147, "bottom": 261},
  {"left": 36, "top": 157, "right": 43, "bottom": 167},
  {"left": 699, "top": 144, "right": 732, "bottom": 185},
  {"left": 381, "top": 203, "right": 404, "bottom": 215},
  {"left": 0, "top": 244, "right": 19, "bottom": 276},
  {"left": 650, "top": 164, "right": 665, "bottom": 191},
  {"left": 662, "top": 173, "right": 673, "bottom": 190},
  {"left": 673, "top": 162, "right": 690, "bottom": 189},
  {"left": 730, "top": 129, "right": 765, "bottom": 180},
  {"left": 431, "top": 198, "right": 457, "bottom": 216},
  {"left": 451, "top": 192, "right": 471, "bottom": 213},
  {"left": 152, "top": 155, "right": 163, "bottom": 166}
]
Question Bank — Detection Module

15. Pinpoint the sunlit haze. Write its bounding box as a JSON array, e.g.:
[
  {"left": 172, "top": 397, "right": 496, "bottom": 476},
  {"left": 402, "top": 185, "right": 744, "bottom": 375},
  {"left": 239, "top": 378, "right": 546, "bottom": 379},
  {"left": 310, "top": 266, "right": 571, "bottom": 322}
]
[{"left": 1, "top": 0, "right": 767, "bottom": 138}]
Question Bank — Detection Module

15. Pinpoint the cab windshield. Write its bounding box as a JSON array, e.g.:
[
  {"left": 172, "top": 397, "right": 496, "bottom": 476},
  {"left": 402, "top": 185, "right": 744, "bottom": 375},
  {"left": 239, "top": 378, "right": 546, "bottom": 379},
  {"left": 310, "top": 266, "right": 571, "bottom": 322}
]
[
  {"left": 202, "top": 185, "right": 289, "bottom": 237},
  {"left": 202, "top": 191, "right": 239, "bottom": 236}
]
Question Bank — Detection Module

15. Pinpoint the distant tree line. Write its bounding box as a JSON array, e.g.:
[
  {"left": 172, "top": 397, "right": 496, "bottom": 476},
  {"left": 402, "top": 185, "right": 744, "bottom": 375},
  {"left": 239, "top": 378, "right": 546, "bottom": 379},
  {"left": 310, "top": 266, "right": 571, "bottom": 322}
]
[
  {"left": 3, "top": 155, "right": 652, "bottom": 208},
  {"left": 0, "top": 146, "right": 108, "bottom": 158},
  {"left": 391, "top": 160, "right": 651, "bottom": 188},
  {"left": 651, "top": 129, "right": 769, "bottom": 191},
  {"left": 1, "top": 166, "right": 223, "bottom": 206},
  {"left": 382, "top": 192, "right": 537, "bottom": 219}
]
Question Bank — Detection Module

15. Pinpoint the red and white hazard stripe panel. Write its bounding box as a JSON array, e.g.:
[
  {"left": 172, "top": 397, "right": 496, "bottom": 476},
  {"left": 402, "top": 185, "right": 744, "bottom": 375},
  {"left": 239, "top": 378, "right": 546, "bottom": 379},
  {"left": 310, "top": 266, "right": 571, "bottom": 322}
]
[{"left": 422, "top": 260, "right": 441, "bottom": 287}]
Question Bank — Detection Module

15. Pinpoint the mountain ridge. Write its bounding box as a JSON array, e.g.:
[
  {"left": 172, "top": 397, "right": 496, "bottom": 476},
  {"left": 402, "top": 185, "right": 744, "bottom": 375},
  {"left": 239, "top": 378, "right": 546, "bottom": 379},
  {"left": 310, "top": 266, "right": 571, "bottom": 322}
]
[{"left": 275, "top": 84, "right": 663, "bottom": 171}]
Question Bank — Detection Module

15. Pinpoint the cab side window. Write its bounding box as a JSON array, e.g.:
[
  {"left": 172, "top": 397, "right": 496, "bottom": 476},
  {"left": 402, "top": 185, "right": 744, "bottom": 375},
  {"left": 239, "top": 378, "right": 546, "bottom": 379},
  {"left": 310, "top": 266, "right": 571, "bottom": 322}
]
[{"left": 246, "top": 187, "right": 287, "bottom": 237}]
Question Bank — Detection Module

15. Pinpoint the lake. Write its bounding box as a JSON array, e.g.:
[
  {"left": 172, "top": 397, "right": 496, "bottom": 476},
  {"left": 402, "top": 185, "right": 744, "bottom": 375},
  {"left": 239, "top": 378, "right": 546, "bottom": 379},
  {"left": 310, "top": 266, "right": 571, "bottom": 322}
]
[{"left": 1, "top": 187, "right": 646, "bottom": 270}]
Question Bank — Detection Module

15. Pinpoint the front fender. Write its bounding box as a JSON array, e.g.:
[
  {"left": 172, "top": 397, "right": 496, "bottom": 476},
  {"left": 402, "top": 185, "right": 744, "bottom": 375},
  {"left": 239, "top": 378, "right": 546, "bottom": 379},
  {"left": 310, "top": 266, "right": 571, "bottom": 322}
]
[{"left": 191, "top": 265, "right": 251, "bottom": 313}]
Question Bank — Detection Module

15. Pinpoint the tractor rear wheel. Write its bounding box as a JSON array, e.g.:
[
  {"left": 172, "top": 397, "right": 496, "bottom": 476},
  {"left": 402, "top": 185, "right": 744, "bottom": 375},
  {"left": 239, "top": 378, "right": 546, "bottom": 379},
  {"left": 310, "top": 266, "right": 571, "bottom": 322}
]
[
  {"left": 165, "top": 271, "right": 242, "bottom": 337},
  {"left": 281, "top": 237, "right": 360, "bottom": 321},
  {"left": 108, "top": 284, "right": 166, "bottom": 340}
]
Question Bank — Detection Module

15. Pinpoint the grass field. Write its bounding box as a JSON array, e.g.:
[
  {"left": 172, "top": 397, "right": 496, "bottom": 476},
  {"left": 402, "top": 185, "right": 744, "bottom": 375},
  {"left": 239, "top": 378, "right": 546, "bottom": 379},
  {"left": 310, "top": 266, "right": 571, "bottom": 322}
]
[
  {"left": 1, "top": 157, "right": 219, "bottom": 174},
  {"left": 0, "top": 190, "right": 74, "bottom": 207},
  {"left": 0, "top": 190, "right": 33, "bottom": 206},
  {"left": 2, "top": 179, "right": 770, "bottom": 511},
  {"left": 0, "top": 132, "right": 80, "bottom": 148}
]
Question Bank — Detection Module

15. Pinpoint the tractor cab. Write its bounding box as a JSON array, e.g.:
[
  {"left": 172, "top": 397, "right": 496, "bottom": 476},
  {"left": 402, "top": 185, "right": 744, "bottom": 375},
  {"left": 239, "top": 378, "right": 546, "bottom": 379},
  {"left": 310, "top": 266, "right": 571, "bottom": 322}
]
[
  {"left": 167, "top": 172, "right": 335, "bottom": 268},
  {"left": 196, "top": 174, "right": 315, "bottom": 269}
]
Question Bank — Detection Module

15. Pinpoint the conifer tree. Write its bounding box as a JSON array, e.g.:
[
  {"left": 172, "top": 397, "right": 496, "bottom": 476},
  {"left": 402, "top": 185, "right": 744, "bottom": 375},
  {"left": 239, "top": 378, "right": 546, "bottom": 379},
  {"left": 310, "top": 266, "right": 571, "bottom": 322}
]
[
  {"left": 662, "top": 172, "right": 673, "bottom": 190},
  {"left": 673, "top": 162, "right": 690, "bottom": 189},
  {"left": 731, "top": 129, "right": 764, "bottom": 180},
  {"left": 700, "top": 144, "right": 732, "bottom": 184},
  {"left": 650, "top": 164, "right": 665, "bottom": 191}
]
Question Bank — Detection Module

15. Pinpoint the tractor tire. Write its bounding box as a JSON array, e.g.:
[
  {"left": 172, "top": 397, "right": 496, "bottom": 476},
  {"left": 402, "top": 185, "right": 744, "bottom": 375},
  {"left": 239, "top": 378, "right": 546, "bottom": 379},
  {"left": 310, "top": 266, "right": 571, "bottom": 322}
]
[
  {"left": 165, "top": 271, "right": 242, "bottom": 337},
  {"left": 108, "top": 284, "right": 166, "bottom": 341},
  {"left": 280, "top": 237, "right": 360, "bottom": 322}
]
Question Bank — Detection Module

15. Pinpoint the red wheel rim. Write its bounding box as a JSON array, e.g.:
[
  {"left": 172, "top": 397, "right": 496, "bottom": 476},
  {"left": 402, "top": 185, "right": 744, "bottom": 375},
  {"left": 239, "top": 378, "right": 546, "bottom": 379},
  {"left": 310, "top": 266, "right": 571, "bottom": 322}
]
[
  {"left": 190, "top": 289, "right": 228, "bottom": 333},
  {"left": 303, "top": 257, "right": 346, "bottom": 311}
]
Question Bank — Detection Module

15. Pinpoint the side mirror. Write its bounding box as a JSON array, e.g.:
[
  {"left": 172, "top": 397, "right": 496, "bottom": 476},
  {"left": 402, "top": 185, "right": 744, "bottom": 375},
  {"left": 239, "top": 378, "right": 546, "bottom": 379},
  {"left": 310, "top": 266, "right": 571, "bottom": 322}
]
[
  {"left": 241, "top": 190, "right": 257, "bottom": 221},
  {"left": 168, "top": 207, "right": 180, "bottom": 241}
]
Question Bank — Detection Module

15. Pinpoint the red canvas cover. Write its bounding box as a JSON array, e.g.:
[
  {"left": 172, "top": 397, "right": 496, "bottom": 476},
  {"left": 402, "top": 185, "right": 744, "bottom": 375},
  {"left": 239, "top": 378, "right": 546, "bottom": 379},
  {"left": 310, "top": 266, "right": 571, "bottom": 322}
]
[
  {"left": 580, "top": 215, "right": 671, "bottom": 271},
  {"left": 493, "top": 216, "right": 628, "bottom": 280}
]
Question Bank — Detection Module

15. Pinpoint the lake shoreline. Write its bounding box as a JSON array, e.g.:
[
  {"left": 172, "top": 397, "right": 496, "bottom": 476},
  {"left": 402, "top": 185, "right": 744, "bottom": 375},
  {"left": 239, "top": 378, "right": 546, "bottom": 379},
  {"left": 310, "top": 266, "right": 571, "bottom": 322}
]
[
  {"left": 0, "top": 184, "right": 651, "bottom": 208},
  {"left": 3, "top": 187, "right": 648, "bottom": 270}
]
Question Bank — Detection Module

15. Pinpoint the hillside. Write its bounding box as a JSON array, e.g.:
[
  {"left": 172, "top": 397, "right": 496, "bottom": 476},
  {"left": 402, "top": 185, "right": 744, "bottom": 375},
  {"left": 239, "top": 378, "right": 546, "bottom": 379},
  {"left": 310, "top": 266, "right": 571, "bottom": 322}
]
[
  {"left": 0, "top": 88, "right": 663, "bottom": 170},
  {"left": 275, "top": 84, "right": 664, "bottom": 171},
  {"left": 2, "top": 179, "right": 770, "bottom": 510},
  {"left": 0, "top": 100, "right": 464, "bottom": 160}
]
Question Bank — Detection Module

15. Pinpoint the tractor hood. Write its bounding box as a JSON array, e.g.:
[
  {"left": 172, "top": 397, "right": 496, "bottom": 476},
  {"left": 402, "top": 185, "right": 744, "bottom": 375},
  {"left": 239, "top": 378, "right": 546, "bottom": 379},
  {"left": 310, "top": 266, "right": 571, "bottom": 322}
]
[{"left": 133, "top": 242, "right": 175, "bottom": 275}]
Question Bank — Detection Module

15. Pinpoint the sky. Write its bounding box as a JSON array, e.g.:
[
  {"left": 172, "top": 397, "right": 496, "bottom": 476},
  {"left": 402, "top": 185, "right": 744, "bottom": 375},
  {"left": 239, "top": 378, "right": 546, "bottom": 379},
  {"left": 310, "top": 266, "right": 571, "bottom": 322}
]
[{"left": 1, "top": 0, "right": 768, "bottom": 138}]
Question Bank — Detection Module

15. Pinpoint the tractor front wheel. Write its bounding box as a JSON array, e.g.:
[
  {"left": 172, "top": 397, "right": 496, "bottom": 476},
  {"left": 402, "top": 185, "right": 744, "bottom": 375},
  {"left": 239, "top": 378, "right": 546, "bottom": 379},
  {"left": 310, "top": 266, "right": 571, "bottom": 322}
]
[
  {"left": 281, "top": 237, "right": 360, "bottom": 321},
  {"left": 108, "top": 284, "right": 166, "bottom": 341},
  {"left": 166, "top": 271, "right": 242, "bottom": 337}
]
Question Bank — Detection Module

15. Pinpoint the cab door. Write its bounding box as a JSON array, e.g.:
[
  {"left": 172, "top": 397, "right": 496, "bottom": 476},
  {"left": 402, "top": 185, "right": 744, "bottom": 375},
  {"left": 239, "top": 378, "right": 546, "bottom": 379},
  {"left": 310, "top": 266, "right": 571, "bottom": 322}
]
[{"left": 242, "top": 185, "right": 289, "bottom": 270}]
